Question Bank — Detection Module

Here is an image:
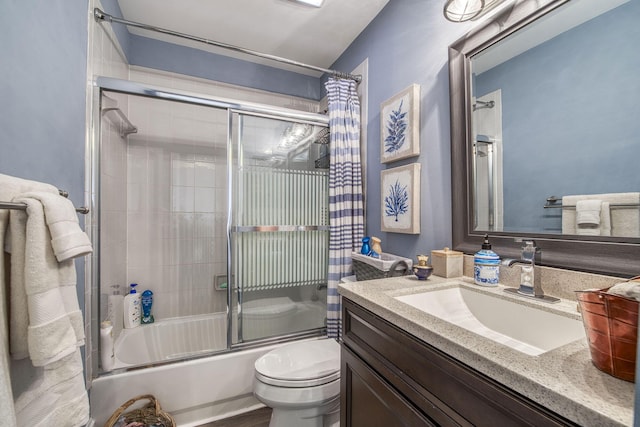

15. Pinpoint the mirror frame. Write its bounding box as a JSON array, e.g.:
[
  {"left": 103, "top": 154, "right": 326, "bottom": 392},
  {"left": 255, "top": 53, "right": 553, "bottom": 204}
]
[{"left": 449, "top": 0, "right": 639, "bottom": 278}]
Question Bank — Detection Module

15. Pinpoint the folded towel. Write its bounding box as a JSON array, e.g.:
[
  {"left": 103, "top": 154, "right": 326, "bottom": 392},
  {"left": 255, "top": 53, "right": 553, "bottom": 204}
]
[
  {"left": 576, "top": 201, "right": 611, "bottom": 236},
  {"left": 20, "top": 192, "right": 92, "bottom": 262},
  {"left": 576, "top": 199, "right": 602, "bottom": 225},
  {"left": 607, "top": 281, "right": 640, "bottom": 301}
]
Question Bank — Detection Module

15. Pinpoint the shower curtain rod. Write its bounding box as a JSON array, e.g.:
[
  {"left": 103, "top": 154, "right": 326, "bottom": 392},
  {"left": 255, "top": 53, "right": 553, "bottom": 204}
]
[{"left": 93, "top": 8, "right": 362, "bottom": 83}]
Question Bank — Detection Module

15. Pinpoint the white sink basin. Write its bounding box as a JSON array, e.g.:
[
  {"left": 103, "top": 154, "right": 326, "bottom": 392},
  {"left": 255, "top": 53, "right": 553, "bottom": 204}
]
[{"left": 394, "top": 285, "right": 585, "bottom": 356}]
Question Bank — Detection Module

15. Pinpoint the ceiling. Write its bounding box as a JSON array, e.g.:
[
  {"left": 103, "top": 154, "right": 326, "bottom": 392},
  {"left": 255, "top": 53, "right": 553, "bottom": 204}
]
[{"left": 117, "top": 0, "right": 389, "bottom": 76}]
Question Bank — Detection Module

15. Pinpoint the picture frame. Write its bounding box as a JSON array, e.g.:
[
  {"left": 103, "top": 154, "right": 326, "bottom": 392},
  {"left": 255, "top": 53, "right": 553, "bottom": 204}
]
[
  {"left": 380, "top": 84, "right": 420, "bottom": 164},
  {"left": 381, "top": 163, "right": 420, "bottom": 234}
]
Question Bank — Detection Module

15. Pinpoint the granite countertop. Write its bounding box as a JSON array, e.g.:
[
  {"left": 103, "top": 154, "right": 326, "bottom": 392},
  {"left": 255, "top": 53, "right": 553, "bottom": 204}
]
[{"left": 338, "top": 275, "right": 634, "bottom": 427}]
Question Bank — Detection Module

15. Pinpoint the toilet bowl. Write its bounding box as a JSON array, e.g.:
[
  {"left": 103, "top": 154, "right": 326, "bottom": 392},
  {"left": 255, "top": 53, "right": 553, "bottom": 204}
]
[{"left": 253, "top": 338, "right": 341, "bottom": 427}]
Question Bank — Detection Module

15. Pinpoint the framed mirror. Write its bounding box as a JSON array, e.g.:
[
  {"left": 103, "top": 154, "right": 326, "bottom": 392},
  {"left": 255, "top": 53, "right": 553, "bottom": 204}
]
[{"left": 449, "top": 0, "right": 640, "bottom": 277}]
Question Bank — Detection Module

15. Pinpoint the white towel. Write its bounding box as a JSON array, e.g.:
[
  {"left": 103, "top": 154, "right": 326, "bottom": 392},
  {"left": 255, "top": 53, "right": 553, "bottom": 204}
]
[
  {"left": 3, "top": 182, "right": 90, "bottom": 426},
  {"left": 10, "top": 197, "right": 84, "bottom": 366},
  {"left": 0, "top": 175, "right": 59, "bottom": 427},
  {"left": 20, "top": 192, "right": 92, "bottom": 262},
  {"left": 13, "top": 351, "right": 89, "bottom": 427},
  {"left": 576, "top": 200, "right": 612, "bottom": 236},
  {"left": 576, "top": 199, "right": 602, "bottom": 226},
  {"left": 607, "top": 281, "right": 640, "bottom": 301}
]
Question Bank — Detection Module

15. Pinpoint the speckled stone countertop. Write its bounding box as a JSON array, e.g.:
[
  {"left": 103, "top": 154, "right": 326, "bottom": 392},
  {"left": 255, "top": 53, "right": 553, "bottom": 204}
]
[{"left": 338, "top": 275, "right": 634, "bottom": 427}]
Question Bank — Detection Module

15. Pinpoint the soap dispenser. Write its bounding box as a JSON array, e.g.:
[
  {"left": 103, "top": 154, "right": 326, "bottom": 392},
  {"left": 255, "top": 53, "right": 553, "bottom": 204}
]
[{"left": 474, "top": 234, "right": 500, "bottom": 286}]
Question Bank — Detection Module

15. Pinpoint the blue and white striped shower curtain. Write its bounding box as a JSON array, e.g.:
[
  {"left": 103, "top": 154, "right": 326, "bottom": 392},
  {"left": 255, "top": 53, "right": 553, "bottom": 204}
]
[{"left": 325, "top": 77, "right": 364, "bottom": 338}]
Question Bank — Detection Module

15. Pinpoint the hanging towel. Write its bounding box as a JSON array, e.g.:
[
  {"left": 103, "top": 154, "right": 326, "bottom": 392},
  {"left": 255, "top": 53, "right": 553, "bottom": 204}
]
[
  {"left": 7, "top": 192, "right": 90, "bottom": 427},
  {"left": 21, "top": 192, "right": 92, "bottom": 262},
  {"left": 575, "top": 201, "right": 611, "bottom": 236},
  {"left": 10, "top": 195, "right": 90, "bottom": 365},
  {"left": 13, "top": 351, "right": 89, "bottom": 427},
  {"left": 0, "top": 174, "right": 68, "bottom": 427},
  {"left": 576, "top": 199, "right": 602, "bottom": 226}
]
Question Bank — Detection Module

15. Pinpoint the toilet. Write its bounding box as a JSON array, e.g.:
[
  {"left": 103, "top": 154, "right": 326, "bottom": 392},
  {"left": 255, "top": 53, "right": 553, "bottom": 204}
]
[{"left": 253, "top": 338, "right": 341, "bottom": 427}]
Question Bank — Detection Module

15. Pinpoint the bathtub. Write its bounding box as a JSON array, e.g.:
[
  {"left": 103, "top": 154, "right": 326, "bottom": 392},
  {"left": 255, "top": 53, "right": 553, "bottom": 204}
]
[
  {"left": 110, "top": 301, "right": 325, "bottom": 368},
  {"left": 90, "top": 303, "right": 326, "bottom": 426},
  {"left": 112, "top": 313, "right": 228, "bottom": 368}
]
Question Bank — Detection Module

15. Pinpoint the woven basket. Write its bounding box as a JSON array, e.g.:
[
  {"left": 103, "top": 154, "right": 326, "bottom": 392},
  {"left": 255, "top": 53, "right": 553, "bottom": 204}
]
[
  {"left": 104, "top": 394, "right": 176, "bottom": 427},
  {"left": 576, "top": 278, "right": 640, "bottom": 383},
  {"left": 351, "top": 252, "right": 412, "bottom": 281}
]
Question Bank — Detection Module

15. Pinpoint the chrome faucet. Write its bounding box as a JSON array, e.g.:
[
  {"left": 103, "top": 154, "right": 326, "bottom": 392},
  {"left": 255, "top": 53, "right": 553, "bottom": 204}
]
[{"left": 502, "top": 240, "right": 559, "bottom": 303}]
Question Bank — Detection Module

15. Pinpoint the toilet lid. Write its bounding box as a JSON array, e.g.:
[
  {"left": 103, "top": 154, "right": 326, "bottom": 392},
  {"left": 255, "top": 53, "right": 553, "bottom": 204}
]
[{"left": 255, "top": 339, "right": 340, "bottom": 388}]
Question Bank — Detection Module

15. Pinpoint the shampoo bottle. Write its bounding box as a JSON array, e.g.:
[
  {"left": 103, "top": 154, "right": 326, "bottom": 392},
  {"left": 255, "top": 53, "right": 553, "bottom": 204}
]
[
  {"left": 474, "top": 234, "right": 500, "bottom": 287},
  {"left": 141, "top": 289, "right": 154, "bottom": 324},
  {"left": 123, "top": 283, "right": 141, "bottom": 329}
]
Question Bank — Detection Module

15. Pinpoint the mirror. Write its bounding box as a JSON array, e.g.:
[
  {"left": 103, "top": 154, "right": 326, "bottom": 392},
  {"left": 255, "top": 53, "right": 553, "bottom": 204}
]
[{"left": 449, "top": 0, "right": 640, "bottom": 277}]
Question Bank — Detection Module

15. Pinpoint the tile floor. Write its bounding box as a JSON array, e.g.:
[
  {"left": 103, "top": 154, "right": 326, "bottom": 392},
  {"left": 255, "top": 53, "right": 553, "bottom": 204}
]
[{"left": 196, "top": 407, "right": 272, "bottom": 427}]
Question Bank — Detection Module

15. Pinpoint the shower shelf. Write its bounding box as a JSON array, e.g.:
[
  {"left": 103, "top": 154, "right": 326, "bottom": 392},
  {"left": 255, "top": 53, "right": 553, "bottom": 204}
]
[{"left": 102, "top": 107, "right": 137, "bottom": 137}]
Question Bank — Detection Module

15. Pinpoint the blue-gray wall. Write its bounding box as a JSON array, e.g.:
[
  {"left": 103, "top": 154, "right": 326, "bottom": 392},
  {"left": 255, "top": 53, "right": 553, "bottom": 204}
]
[
  {"left": 1, "top": 1, "right": 88, "bottom": 207},
  {"left": 475, "top": 1, "right": 640, "bottom": 232},
  {"left": 329, "top": 0, "right": 472, "bottom": 259},
  {"left": 100, "top": 0, "right": 322, "bottom": 100},
  {"left": 0, "top": 1, "right": 89, "bottom": 310}
]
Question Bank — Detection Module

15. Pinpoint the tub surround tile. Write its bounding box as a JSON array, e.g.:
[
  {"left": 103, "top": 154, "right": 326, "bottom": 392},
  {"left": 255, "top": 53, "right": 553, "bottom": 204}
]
[{"left": 339, "top": 274, "right": 633, "bottom": 427}]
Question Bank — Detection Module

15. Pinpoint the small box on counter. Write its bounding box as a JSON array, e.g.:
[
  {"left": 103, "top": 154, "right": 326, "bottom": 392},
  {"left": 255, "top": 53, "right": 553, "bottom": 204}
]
[{"left": 431, "top": 247, "right": 463, "bottom": 278}]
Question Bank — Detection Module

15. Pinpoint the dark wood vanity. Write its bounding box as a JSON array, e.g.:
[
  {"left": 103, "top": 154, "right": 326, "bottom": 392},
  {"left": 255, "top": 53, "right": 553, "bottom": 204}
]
[{"left": 340, "top": 298, "right": 580, "bottom": 426}]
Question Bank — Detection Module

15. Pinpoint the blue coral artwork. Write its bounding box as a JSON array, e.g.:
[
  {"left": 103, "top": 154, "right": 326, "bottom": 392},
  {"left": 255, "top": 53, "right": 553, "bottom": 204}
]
[
  {"left": 381, "top": 163, "right": 420, "bottom": 234},
  {"left": 384, "top": 179, "right": 408, "bottom": 221},
  {"left": 384, "top": 100, "right": 408, "bottom": 154},
  {"left": 380, "top": 84, "right": 420, "bottom": 164}
]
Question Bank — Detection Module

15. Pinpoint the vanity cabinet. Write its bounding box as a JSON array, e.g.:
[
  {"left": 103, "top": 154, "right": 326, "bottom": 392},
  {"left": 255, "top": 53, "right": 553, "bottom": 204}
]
[{"left": 340, "top": 298, "right": 579, "bottom": 427}]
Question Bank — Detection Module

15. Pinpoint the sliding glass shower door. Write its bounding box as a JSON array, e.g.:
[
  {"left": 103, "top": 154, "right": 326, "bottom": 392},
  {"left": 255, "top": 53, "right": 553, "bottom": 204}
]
[{"left": 230, "top": 112, "right": 330, "bottom": 344}]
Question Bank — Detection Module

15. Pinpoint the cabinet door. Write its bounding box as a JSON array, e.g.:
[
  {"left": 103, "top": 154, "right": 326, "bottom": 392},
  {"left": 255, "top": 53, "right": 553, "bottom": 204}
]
[{"left": 341, "top": 345, "right": 438, "bottom": 427}]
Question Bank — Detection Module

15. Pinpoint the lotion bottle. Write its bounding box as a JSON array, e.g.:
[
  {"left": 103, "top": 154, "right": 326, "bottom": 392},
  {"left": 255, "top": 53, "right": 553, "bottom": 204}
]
[
  {"left": 473, "top": 234, "right": 500, "bottom": 286},
  {"left": 107, "top": 285, "right": 124, "bottom": 335},
  {"left": 123, "top": 283, "right": 141, "bottom": 329},
  {"left": 100, "top": 320, "right": 115, "bottom": 371}
]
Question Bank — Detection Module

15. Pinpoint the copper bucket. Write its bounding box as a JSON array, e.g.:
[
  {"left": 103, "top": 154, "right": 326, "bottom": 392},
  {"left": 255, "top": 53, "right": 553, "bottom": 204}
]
[{"left": 576, "top": 278, "right": 639, "bottom": 382}]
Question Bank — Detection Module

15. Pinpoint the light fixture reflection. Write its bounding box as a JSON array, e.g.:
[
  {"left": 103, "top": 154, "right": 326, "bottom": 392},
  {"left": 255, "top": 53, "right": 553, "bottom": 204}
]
[
  {"left": 444, "top": 0, "right": 508, "bottom": 22},
  {"left": 291, "top": 0, "right": 324, "bottom": 7},
  {"left": 444, "top": 0, "right": 484, "bottom": 22}
]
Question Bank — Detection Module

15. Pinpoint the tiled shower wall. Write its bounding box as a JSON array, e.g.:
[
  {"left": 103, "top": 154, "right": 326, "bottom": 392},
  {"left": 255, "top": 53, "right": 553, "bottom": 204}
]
[{"left": 123, "top": 98, "right": 228, "bottom": 319}]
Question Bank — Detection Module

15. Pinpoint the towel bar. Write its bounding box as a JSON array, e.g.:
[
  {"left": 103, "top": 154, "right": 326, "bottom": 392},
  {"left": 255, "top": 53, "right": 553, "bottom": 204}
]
[
  {"left": 544, "top": 195, "right": 639, "bottom": 209},
  {"left": 544, "top": 203, "right": 639, "bottom": 209},
  {"left": 0, "top": 189, "right": 89, "bottom": 214}
]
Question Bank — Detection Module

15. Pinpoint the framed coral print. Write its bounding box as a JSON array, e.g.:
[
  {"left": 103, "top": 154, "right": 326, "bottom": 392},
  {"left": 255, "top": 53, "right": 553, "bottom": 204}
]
[
  {"left": 381, "top": 163, "right": 420, "bottom": 234},
  {"left": 380, "top": 84, "right": 420, "bottom": 164}
]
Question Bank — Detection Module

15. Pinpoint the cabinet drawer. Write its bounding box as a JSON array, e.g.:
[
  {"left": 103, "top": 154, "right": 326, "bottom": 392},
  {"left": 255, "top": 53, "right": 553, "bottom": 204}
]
[{"left": 342, "top": 299, "right": 577, "bottom": 427}]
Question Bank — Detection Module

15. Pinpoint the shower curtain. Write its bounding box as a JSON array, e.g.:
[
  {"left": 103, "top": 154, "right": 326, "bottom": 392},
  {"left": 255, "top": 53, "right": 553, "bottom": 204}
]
[{"left": 325, "top": 77, "right": 364, "bottom": 338}]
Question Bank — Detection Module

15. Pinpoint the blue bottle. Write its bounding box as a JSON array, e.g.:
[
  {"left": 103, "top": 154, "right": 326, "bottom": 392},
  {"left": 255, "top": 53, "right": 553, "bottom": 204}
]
[
  {"left": 360, "top": 237, "right": 371, "bottom": 256},
  {"left": 141, "top": 290, "right": 154, "bottom": 324},
  {"left": 474, "top": 234, "right": 500, "bottom": 286}
]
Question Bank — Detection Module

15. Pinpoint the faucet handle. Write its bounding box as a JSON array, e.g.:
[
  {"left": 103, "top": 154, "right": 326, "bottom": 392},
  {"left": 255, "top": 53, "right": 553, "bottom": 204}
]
[{"left": 521, "top": 240, "right": 537, "bottom": 262}]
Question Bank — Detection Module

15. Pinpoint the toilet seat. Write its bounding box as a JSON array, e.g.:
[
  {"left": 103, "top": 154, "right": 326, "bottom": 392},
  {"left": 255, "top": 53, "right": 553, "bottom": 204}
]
[{"left": 255, "top": 339, "right": 340, "bottom": 388}]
